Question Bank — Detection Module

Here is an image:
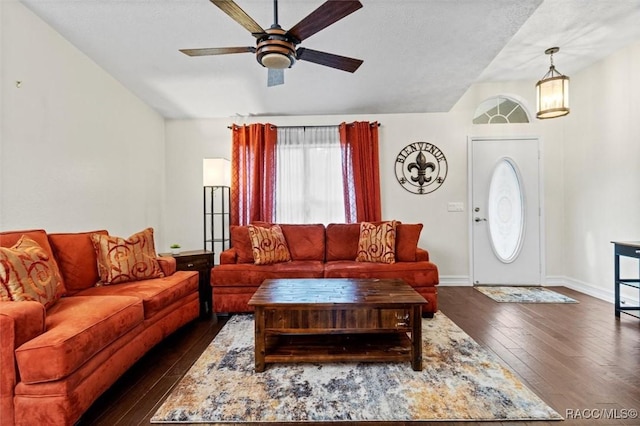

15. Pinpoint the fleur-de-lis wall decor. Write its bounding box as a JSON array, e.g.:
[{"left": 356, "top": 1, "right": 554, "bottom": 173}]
[{"left": 395, "top": 142, "right": 448, "bottom": 194}]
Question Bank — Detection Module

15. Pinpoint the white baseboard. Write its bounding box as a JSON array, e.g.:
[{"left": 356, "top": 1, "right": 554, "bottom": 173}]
[
  {"left": 545, "top": 275, "right": 640, "bottom": 306},
  {"left": 545, "top": 275, "right": 614, "bottom": 303},
  {"left": 438, "top": 276, "right": 471, "bottom": 286},
  {"left": 543, "top": 275, "right": 567, "bottom": 286}
]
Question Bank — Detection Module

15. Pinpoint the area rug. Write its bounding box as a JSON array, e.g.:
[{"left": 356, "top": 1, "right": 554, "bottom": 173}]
[
  {"left": 151, "top": 313, "right": 562, "bottom": 423},
  {"left": 475, "top": 286, "right": 579, "bottom": 304}
]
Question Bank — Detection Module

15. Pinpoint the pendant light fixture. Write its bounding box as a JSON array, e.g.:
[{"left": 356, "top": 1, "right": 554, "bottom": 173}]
[{"left": 536, "top": 47, "right": 570, "bottom": 119}]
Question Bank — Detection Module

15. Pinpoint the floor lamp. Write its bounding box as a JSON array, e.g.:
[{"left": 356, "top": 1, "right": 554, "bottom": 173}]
[{"left": 203, "top": 158, "right": 231, "bottom": 264}]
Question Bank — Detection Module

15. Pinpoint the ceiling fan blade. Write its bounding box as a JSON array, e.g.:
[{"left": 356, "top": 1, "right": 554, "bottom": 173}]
[
  {"left": 267, "top": 68, "right": 284, "bottom": 87},
  {"left": 296, "top": 48, "right": 363, "bottom": 73},
  {"left": 288, "top": 0, "right": 362, "bottom": 42},
  {"left": 210, "top": 0, "right": 265, "bottom": 36},
  {"left": 180, "top": 46, "right": 255, "bottom": 56}
]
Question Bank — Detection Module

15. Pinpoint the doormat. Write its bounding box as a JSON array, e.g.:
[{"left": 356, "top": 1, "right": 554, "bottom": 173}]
[
  {"left": 151, "top": 313, "right": 562, "bottom": 423},
  {"left": 475, "top": 286, "right": 579, "bottom": 303}
]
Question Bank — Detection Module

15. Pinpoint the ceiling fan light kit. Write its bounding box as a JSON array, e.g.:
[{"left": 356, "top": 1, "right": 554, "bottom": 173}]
[
  {"left": 181, "top": 0, "right": 363, "bottom": 86},
  {"left": 256, "top": 28, "right": 296, "bottom": 69},
  {"left": 536, "top": 47, "right": 570, "bottom": 119}
]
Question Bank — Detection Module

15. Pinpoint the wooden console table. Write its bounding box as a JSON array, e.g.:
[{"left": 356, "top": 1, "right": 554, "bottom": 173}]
[
  {"left": 612, "top": 241, "right": 640, "bottom": 319},
  {"left": 248, "top": 278, "right": 426, "bottom": 372}
]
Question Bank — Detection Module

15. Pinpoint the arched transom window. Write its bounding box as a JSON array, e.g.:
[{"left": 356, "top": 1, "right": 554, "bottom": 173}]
[{"left": 473, "top": 96, "right": 530, "bottom": 124}]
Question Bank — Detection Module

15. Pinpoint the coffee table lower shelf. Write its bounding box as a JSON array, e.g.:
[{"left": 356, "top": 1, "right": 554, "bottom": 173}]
[{"left": 262, "top": 332, "right": 413, "bottom": 365}]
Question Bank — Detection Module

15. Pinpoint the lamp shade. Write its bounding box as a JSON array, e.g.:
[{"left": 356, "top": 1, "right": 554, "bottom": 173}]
[
  {"left": 536, "top": 75, "right": 570, "bottom": 119},
  {"left": 203, "top": 158, "right": 231, "bottom": 187}
]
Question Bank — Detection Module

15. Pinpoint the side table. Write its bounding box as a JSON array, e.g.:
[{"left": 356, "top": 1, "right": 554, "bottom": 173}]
[
  {"left": 161, "top": 250, "right": 214, "bottom": 318},
  {"left": 612, "top": 241, "right": 640, "bottom": 319}
]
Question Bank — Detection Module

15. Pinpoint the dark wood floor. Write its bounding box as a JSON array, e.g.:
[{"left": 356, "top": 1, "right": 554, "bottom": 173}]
[{"left": 77, "top": 286, "right": 640, "bottom": 426}]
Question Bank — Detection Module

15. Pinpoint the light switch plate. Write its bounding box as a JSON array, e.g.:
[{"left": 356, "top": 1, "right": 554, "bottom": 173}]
[{"left": 447, "top": 202, "right": 464, "bottom": 212}]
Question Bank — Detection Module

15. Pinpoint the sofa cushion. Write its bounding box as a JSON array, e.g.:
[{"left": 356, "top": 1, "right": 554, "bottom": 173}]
[
  {"left": 212, "top": 261, "right": 324, "bottom": 286},
  {"left": 248, "top": 225, "right": 291, "bottom": 265},
  {"left": 14, "top": 295, "right": 144, "bottom": 384},
  {"left": 48, "top": 230, "right": 108, "bottom": 294},
  {"left": 250, "top": 222, "right": 325, "bottom": 261},
  {"left": 230, "top": 226, "right": 254, "bottom": 264},
  {"left": 91, "top": 228, "right": 164, "bottom": 285},
  {"left": 356, "top": 221, "right": 397, "bottom": 264},
  {"left": 325, "top": 223, "right": 360, "bottom": 261},
  {"left": 280, "top": 224, "right": 326, "bottom": 261},
  {"left": 74, "top": 271, "right": 198, "bottom": 319},
  {"left": 325, "top": 223, "right": 421, "bottom": 262},
  {"left": 324, "top": 260, "right": 439, "bottom": 287},
  {"left": 0, "top": 229, "right": 67, "bottom": 294},
  {"left": 0, "top": 236, "right": 65, "bottom": 308},
  {"left": 396, "top": 223, "right": 423, "bottom": 262}
]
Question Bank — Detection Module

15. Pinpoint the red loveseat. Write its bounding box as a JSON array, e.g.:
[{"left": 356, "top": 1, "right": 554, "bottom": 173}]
[
  {"left": 0, "top": 229, "right": 199, "bottom": 426},
  {"left": 211, "top": 223, "right": 439, "bottom": 315}
]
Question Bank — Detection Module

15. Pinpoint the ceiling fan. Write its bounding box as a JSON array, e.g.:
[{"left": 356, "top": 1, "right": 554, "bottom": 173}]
[{"left": 180, "top": 0, "right": 364, "bottom": 86}]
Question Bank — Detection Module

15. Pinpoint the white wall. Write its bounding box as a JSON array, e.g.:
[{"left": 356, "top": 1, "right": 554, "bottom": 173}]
[
  {"left": 164, "top": 83, "right": 568, "bottom": 283},
  {"left": 562, "top": 40, "right": 640, "bottom": 302},
  {"left": 0, "top": 2, "right": 167, "bottom": 246},
  {"left": 164, "top": 119, "right": 234, "bottom": 251}
]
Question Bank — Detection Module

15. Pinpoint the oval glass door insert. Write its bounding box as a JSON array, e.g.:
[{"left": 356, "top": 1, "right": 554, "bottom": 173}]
[{"left": 487, "top": 158, "right": 525, "bottom": 263}]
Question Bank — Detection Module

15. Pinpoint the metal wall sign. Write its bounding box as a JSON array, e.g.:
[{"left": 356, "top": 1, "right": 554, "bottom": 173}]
[{"left": 394, "top": 142, "right": 448, "bottom": 194}]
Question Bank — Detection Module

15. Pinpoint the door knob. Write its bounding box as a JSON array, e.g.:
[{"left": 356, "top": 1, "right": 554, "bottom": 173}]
[{"left": 474, "top": 217, "right": 487, "bottom": 222}]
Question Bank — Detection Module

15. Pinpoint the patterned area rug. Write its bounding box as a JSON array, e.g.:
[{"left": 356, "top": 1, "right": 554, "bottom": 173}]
[
  {"left": 151, "top": 313, "right": 562, "bottom": 423},
  {"left": 475, "top": 286, "right": 579, "bottom": 303}
]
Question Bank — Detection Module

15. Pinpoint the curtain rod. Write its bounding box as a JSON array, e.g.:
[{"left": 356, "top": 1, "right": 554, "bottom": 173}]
[{"left": 227, "top": 123, "right": 381, "bottom": 129}]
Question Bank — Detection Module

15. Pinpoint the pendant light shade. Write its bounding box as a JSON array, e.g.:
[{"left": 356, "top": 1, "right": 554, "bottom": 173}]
[{"left": 536, "top": 47, "right": 570, "bottom": 119}]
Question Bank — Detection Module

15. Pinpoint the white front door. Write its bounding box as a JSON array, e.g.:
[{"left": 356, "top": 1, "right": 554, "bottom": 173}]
[{"left": 470, "top": 138, "right": 542, "bottom": 285}]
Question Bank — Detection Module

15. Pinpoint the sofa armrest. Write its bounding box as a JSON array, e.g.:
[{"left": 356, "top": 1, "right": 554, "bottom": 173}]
[
  {"left": 157, "top": 256, "right": 177, "bottom": 276},
  {"left": 1, "top": 301, "right": 46, "bottom": 421},
  {"left": 416, "top": 248, "right": 430, "bottom": 261},
  {"left": 219, "top": 248, "right": 238, "bottom": 264},
  {"left": 0, "top": 301, "right": 46, "bottom": 349}
]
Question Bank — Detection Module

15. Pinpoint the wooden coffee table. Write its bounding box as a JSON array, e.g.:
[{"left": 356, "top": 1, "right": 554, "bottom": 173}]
[{"left": 247, "top": 278, "right": 427, "bottom": 372}]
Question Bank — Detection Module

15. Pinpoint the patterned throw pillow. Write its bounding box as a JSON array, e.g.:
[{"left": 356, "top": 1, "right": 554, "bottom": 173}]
[
  {"left": 0, "top": 236, "right": 64, "bottom": 308},
  {"left": 356, "top": 221, "right": 398, "bottom": 264},
  {"left": 248, "top": 224, "right": 291, "bottom": 265},
  {"left": 90, "top": 228, "right": 165, "bottom": 285}
]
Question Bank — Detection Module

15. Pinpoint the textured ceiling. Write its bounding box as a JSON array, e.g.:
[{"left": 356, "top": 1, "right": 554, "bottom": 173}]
[{"left": 19, "top": 0, "right": 640, "bottom": 119}]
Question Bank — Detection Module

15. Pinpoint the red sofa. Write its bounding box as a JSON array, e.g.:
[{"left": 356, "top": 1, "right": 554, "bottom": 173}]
[
  {"left": 211, "top": 223, "right": 439, "bottom": 315},
  {"left": 0, "top": 229, "right": 199, "bottom": 426}
]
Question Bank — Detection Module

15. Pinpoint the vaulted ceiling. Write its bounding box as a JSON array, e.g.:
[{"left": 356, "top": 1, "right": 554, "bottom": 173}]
[{"left": 20, "top": 0, "right": 640, "bottom": 119}]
